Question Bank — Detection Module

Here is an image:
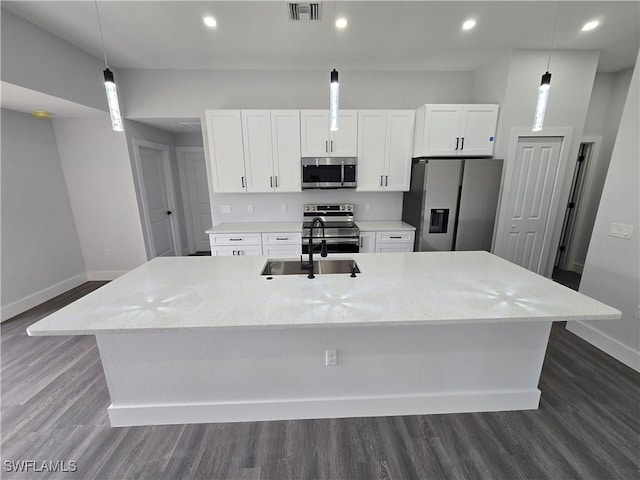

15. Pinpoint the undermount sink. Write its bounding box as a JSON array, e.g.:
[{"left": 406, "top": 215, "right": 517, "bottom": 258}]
[{"left": 261, "top": 258, "right": 360, "bottom": 276}]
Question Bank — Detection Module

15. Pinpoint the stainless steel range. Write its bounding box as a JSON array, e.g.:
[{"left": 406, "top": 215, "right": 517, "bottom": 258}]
[{"left": 302, "top": 203, "right": 360, "bottom": 254}]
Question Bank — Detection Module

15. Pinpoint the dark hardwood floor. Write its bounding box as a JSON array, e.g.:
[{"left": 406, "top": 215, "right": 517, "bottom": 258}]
[{"left": 1, "top": 282, "right": 638, "bottom": 480}]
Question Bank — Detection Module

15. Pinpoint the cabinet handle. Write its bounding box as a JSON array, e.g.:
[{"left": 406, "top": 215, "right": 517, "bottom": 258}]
[
  {"left": 390, "top": 236, "right": 402, "bottom": 239},
  {"left": 229, "top": 238, "right": 242, "bottom": 241},
  {"left": 275, "top": 176, "right": 278, "bottom": 187},
  {"left": 455, "top": 137, "right": 459, "bottom": 150},
  {"left": 330, "top": 140, "right": 334, "bottom": 152},
  {"left": 385, "top": 175, "right": 388, "bottom": 186},
  {"left": 325, "top": 140, "right": 329, "bottom": 153},
  {"left": 341, "top": 160, "right": 345, "bottom": 186},
  {"left": 276, "top": 237, "right": 288, "bottom": 241},
  {"left": 461, "top": 137, "right": 464, "bottom": 150},
  {"left": 359, "top": 237, "right": 363, "bottom": 248},
  {"left": 241, "top": 176, "right": 245, "bottom": 188},
  {"left": 270, "top": 176, "right": 273, "bottom": 187},
  {"left": 380, "top": 175, "right": 384, "bottom": 187},
  {"left": 232, "top": 250, "right": 236, "bottom": 256}
]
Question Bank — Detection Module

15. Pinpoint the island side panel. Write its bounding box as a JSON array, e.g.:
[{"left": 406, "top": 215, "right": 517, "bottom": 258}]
[{"left": 95, "top": 321, "right": 552, "bottom": 427}]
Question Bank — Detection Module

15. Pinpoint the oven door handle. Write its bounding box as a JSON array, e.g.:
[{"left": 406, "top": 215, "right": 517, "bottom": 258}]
[{"left": 340, "top": 160, "right": 345, "bottom": 186}]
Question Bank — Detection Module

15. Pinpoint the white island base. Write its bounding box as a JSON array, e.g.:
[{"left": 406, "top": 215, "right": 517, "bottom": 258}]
[{"left": 99, "top": 321, "right": 551, "bottom": 427}]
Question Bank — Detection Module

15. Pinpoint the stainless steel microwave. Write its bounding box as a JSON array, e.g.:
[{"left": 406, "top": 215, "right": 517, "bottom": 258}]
[{"left": 301, "top": 157, "right": 357, "bottom": 189}]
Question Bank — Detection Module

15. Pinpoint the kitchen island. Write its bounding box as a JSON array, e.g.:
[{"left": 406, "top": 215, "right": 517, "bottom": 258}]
[{"left": 27, "top": 252, "right": 620, "bottom": 427}]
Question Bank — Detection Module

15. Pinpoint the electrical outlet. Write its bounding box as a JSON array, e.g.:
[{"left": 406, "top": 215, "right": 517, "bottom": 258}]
[
  {"left": 608, "top": 222, "right": 633, "bottom": 239},
  {"left": 247, "top": 204, "right": 254, "bottom": 213},
  {"left": 281, "top": 204, "right": 288, "bottom": 213},
  {"left": 325, "top": 349, "right": 338, "bottom": 366},
  {"left": 635, "top": 305, "right": 640, "bottom": 320},
  {"left": 365, "top": 203, "right": 371, "bottom": 211},
  {"left": 104, "top": 248, "right": 111, "bottom": 256},
  {"left": 219, "top": 205, "right": 232, "bottom": 214}
]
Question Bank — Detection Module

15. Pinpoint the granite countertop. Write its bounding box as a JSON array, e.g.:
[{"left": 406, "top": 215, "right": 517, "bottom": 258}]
[
  {"left": 356, "top": 221, "right": 416, "bottom": 232},
  {"left": 206, "top": 222, "right": 303, "bottom": 234},
  {"left": 27, "top": 251, "right": 620, "bottom": 336}
]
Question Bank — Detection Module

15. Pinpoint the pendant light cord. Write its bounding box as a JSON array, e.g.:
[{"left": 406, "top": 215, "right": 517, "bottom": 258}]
[
  {"left": 332, "top": 0, "right": 336, "bottom": 69},
  {"left": 94, "top": 0, "right": 109, "bottom": 69},
  {"left": 547, "top": 2, "right": 560, "bottom": 71}
]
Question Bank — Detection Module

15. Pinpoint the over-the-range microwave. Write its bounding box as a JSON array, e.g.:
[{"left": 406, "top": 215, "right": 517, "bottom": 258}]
[{"left": 301, "top": 157, "right": 357, "bottom": 189}]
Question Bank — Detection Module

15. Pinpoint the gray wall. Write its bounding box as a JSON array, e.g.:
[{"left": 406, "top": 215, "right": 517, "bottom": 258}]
[
  {"left": 1, "top": 109, "right": 86, "bottom": 320},
  {"left": 569, "top": 52, "right": 640, "bottom": 371}
]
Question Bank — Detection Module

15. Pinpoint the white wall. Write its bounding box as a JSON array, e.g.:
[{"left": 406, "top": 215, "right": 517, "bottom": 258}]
[
  {"left": 567, "top": 52, "right": 640, "bottom": 372},
  {"left": 492, "top": 50, "right": 600, "bottom": 276},
  {"left": 119, "top": 69, "right": 475, "bottom": 119},
  {"left": 174, "top": 132, "right": 204, "bottom": 147},
  {"left": 1, "top": 109, "right": 86, "bottom": 321},
  {"left": 53, "top": 115, "right": 147, "bottom": 279},
  {"left": 0, "top": 8, "right": 109, "bottom": 112},
  {"left": 564, "top": 69, "right": 633, "bottom": 273}
]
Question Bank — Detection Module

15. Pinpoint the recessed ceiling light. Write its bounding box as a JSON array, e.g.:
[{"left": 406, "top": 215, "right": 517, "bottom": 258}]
[
  {"left": 335, "top": 17, "right": 348, "bottom": 29},
  {"left": 203, "top": 16, "right": 217, "bottom": 28},
  {"left": 462, "top": 19, "right": 476, "bottom": 31},
  {"left": 32, "top": 111, "right": 52, "bottom": 119},
  {"left": 581, "top": 20, "right": 599, "bottom": 31}
]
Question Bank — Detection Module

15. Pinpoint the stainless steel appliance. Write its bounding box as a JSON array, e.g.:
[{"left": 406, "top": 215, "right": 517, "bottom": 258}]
[
  {"left": 302, "top": 203, "right": 360, "bottom": 254},
  {"left": 301, "top": 157, "right": 357, "bottom": 189},
  {"left": 402, "top": 158, "right": 503, "bottom": 252}
]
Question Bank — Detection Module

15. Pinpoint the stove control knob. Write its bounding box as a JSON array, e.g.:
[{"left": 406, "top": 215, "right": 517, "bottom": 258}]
[{"left": 340, "top": 205, "right": 345, "bottom": 211}]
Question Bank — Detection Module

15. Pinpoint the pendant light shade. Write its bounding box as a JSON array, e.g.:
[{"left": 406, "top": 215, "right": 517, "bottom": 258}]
[
  {"left": 532, "top": 71, "right": 551, "bottom": 132},
  {"left": 330, "top": 69, "right": 339, "bottom": 131},
  {"left": 103, "top": 68, "right": 123, "bottom": 132}
]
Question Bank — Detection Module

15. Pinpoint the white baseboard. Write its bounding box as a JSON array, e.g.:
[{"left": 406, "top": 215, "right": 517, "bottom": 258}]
[
  {"left": 0, "top": 273, "right": 87, "bottom": 322},
  {"left": 86, "top": 270, "right": 128, "bottom": 281},
  {"left": 568, "top": 261, "right": 584, "bottom": 274},
  {"left": 566, "top": 321, "right": 640, "bottom": 372},
  {"left": 107, "top": 390, "right": 541, "bottom": 427}
]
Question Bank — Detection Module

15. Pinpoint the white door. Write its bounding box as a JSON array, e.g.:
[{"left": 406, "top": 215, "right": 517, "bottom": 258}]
[
  {"left": 501, "top": 137, "right": 563, "bottom": 273},
  {"left": 135, "top": 142, "right": 179, "bottom": 257},
  {"left": 178, "top": 148, "right": 211, "bottom": 253}
]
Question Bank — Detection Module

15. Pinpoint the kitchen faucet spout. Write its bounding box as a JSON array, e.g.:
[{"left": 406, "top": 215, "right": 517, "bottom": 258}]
[{"left": 301, "top": 217, "right": 327, "bottom": 278}]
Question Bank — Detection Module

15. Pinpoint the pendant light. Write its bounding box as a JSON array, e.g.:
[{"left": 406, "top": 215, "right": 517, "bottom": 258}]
[
  {"left": 94, "top": 0, "right": 123, "bottom": 132},
  {"left": 533, "top": 4, "right": 560, "bottom": 132},
  {"left": 329, "top": 0, "right": 339, "bottom": 131}
]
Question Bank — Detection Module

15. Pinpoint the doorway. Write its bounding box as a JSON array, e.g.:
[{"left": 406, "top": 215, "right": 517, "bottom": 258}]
[
  {"left": 132, "top": 139, "right": 181, "bottom": 258},
  {"left": 177, "top": 147, "right": 211, "bottom": 254}
]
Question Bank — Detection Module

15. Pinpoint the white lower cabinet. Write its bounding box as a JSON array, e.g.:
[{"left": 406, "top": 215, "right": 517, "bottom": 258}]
[
  {"left": 262, "top": 232, "right": 302, "bottom": 256},
  {"left": 209, "top": 233, "right": 263, "bottom": 256},
  {"left": 358, "top": 231, "right": 376, "bottom": 253},
  {"left": 374, "top": 231, "right": 415, "bottom": 253}
]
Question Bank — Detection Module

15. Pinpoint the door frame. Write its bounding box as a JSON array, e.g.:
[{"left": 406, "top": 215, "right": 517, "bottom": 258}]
[
  {"left": 493, "top": 126, "right": 574, "bottom": 277},
  {"left": 176, "top": 146, "right": 207, "bottom": 255},
  {"left": 131, "top": 138, "right": 181, "bottom": 259}
]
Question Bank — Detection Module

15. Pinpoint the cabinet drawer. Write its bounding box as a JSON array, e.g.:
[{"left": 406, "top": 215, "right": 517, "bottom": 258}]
[
  {"left": 261, "top": 232, "right": 302, "bottom": 245},
  {"left": 209, "top": 233, "right": 262, "bottom": 246},
  {"left": 262, "top": 245, "right": 302, "bottom": 256},
  {"left": 375, "top": 231, "right": 415, "bottom": 243},
  {"left": 375, "top": 243, "right": 414, "bottom": 253}
]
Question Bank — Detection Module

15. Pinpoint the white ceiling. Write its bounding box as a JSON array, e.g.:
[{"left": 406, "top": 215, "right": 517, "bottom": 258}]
[{"left": 3, "top": 1, "right": 639, "bottom": 73}]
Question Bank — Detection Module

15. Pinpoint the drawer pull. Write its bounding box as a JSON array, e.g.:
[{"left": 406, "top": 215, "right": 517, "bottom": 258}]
[
  {"left": 390, "top": 236, "right": 402, "bottom": 239},
  {"left": 276, "top": 237, "right": 289, "bottom": 241},
  {"left": 229, "top": 238, "right": 242, "bottom": 241}
]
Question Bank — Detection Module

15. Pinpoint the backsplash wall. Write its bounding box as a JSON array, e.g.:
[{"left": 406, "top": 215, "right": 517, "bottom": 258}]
[{"left": 210, "top": 191, "right": 403, "bottom": 226}]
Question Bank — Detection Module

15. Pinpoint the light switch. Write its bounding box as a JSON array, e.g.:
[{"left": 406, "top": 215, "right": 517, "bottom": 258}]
[{"left": 608, "top": 223, "right": 633, "bottom": 239}]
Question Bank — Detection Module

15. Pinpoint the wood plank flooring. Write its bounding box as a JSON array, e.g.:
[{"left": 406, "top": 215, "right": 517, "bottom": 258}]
[{"left": 1, "top": 282, "right": 638, "bottom": 480}]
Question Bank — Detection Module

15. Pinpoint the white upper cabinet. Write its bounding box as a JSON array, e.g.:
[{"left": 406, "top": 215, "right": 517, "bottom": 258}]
[
  {"left": 270, "top": 110, "right": 302, "bottom": 192},
  {"left": 205, "top": 109, "right": 301, "bottom": 193},
  {"left": 357, "top": 110, "right": 415, "bottom": 191},
  {"left": 300, "top": 110, "right": 358, "bottom": 157},
  {"left": 204, "top": 110, "right": 247, "bottom": 193},
  {"left": 413, "top": 104, "right": 498, "bottom": 158}
]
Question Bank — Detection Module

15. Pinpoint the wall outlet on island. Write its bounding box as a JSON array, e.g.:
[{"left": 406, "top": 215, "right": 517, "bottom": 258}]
[
  {"left": 365, "top": 203, "right": 371, "bottom": 211},
  {"left": 247, "top": 204, "right": 254, "bottom": 213},
  {"left": 219, "top": 205, "right": 232, "bottom": 214},
  {"left": 281, "top": 204, "right": 288, "bottom": 213},
  {"left": 325, "top": 349, "right": 338, "bottom": 366}
]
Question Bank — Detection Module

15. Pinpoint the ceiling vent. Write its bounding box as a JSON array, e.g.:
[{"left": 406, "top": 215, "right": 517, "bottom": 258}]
[{"left": 288, "top": 3, "right": 321, "bottom": 21}]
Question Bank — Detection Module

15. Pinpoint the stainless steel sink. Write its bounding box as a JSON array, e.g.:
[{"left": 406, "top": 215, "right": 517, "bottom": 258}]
[{"left": 261, "top": 258, "right": 360, "bottom": 276}]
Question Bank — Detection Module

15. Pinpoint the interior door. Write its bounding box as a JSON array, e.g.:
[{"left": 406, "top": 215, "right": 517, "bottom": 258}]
[
  {"left": 138, "top": 144, "right": 177, "bottom": 257},
  {"left": 502, "top": 137, "right": 563, "bottom": 273},
  {"left": 181, "top": 148, "right": 211, "bottom": 252}
]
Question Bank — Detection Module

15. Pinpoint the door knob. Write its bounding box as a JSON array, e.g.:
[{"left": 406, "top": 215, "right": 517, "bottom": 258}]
[{"left": 167, "top": 211, "right": 173, "bottom": 215}]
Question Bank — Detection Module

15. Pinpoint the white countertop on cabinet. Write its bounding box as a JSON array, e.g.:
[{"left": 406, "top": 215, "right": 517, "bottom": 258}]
[
  {"left": 356, "top": 221, "right": 416, "bottom": 231},
  {"left": 27, "top": 251, "right": 620, "bottom": 336},
  {"left": 206, "top": 222, "right": 302, "bottom": 234}
]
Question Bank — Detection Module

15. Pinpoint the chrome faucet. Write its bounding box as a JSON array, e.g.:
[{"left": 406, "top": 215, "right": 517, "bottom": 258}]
[{"left": 301, "top": 217, "right": 327, "bottom": 279}]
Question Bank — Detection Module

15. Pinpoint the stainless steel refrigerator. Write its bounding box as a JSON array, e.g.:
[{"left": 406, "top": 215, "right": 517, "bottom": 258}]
[{"left": 402, "top": 158, "right": 503, "bottom": 252}]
